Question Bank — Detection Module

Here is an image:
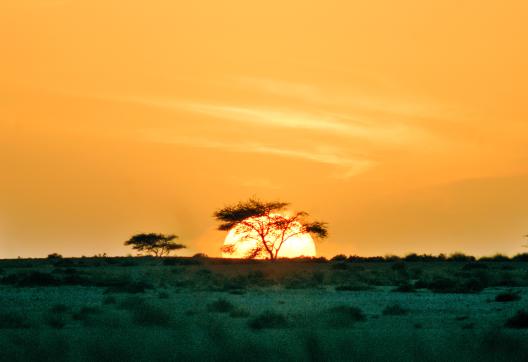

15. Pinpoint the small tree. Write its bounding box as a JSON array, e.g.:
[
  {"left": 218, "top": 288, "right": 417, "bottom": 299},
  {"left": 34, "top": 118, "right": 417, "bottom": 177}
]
[
  {"left": 124, "top": 233, "right": 185, "bottom": 257},
  {"left": 214, "top": 198, "right": 327, "bottom": 260}
]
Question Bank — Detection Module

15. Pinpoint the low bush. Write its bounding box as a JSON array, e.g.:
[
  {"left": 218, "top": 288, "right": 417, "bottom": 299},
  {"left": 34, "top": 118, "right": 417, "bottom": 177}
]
[
  {"left": 131, "top": 304, "right": 170, "bottom": 327},
  {"left": 2, "top": 271, "right": 60, "bottom": 287},
  {"left": 326, "top": 306, "right": 366, "bottom": 327},
  {"left": 382, "top": 304, "right": 409, "bottom": 316},
  {"left": 104, "top": 281, "right": 154, "bottom": 294},
  {"left": 0, "top": 312, "right": 30, "bottom": 329},
  {"left": 335, "top": 283, "right": 372, "bottom": 292},
  {"left": 72, "top": 306, "right": 101, "bottom": 322},
  {"left": 392, "top": 283, "right": 415, "bottom": 293},
  {"left": 495, "top": 291, "right": 521, "bottom": 302},
  {"left": 505, "top": 310, "right": 528, "bottom": 329},
  {"left": 50, "top": 304, "right": 69, "bottom": 313},
  {"left": 207, "top": 298, "right": 235, "bottom": 313},
  {"left": 447, "top": 253, "right": 476, "bottom": 262},
  {"left": 102, "top": 296, "right": 117, "bottom": 305},
  {"left": 229, "top": 308, "right": 250, "bottom": 318},
  {"left": 330, "top": 254, "right": 348, "bottom": 262},
  {"left": 46, "top": 314, "right": 67, "bottom": 329},
  {"left": 248, "top": 311, "right": 288, "bottom": 330},
  {"left": 425, "top": 276, "right": 486, "bottom": 293},
  {"left": 158, "top": 291, "right": 170, "bottom": 299}
]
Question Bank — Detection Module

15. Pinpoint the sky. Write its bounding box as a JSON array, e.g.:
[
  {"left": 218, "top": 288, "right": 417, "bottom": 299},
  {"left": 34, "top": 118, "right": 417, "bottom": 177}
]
[{"left": 1, "top": 0, "right": 528, "bottom": 258}]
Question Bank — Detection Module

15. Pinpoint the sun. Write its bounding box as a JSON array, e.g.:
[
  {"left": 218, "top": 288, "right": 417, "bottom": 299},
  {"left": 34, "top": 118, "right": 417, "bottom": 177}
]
[{"left": 222, "top": 214, "right": 316, "bottom": 259}]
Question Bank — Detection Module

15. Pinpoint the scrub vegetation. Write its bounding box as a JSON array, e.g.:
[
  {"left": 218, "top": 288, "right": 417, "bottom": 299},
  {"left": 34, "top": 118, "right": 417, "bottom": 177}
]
[{"left": 1, "top": 254, "right": 528, "bottom": 361}]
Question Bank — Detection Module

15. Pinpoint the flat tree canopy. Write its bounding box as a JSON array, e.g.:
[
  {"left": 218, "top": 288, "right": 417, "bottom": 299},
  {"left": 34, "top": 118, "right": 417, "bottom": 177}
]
[
  {"left": 124, "top": 233, "right": 185, "bottom": 257},
  {"left": 214, "top": 198, "right": 327, "bottom": 260}
]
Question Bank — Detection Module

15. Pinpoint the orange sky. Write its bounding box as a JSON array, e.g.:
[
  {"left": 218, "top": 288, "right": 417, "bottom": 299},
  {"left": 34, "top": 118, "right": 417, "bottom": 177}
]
[{"left": 1, "top": 0, "right": 528, "bottom": 258}]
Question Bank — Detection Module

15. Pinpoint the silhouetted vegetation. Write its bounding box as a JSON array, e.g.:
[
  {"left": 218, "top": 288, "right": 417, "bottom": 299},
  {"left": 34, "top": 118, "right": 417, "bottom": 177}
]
[
  {"left": 124, "top": 233, "right": 185, "bottom": 257},
  {"left": 326, "top": 306, "right": 366, "bottom": 327},
  {"left": 383, "top": 304, "right": 409, "bottom": 316},
  {"left": 505, "top": 310, "right": 528, "bottom": 329},
  {"left": 495, "top": 291, "right": 521, "bottom": 302},
  {"left": 214, "top": 198, "right": 327, "bottom": 259},
  {"left": 248, "top": 311, "right": 288, "bottom": 330},
  {"left": 207, "top": 298, "right": 235, "bottom": 313}
]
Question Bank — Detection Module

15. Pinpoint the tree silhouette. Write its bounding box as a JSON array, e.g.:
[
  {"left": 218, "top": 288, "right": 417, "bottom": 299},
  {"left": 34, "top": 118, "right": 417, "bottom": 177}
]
[
  {"left": 214, "top": 198, "right": 327, "bottom": 260},
  {"left": 124, "top": 233, "right": 185, "bottom": 257}
]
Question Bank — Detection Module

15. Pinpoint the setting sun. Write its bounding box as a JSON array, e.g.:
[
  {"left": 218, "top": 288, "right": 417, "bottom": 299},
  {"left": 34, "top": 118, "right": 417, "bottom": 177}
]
[{"left": 222, "top": 214, "right": 317, "bottom": 259}]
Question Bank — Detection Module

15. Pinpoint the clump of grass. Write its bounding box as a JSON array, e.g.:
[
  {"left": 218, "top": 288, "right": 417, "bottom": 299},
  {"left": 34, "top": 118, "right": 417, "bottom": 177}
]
[
  {"left": 0, "top": 312, "right": 30, "bottom": 329},
  {"left": 229, "top": 308, "right": 250, "bottom": 318},
  {"left": 158, "top": 291, "right": 170, "bottom": 299},
  {"left": 46, "top": 314, "right": 67, "bottom": 329},
  {"left": 102, "top": 296, "right": 117, "bottom": 305},
  {"left": 207, "top": 298, "right": 235, "bottom": 313},
  {"left": 117, "top": 296, "right": 146, "bottom": 310},
  {"left": 131, "top": 304, "right": 170, "bottom": 327},
  {"left": 505, "top": 310, "right": 528, "bottom": 329},
  {"left": 2, "top": 271, "right": 60, "bottom": 287},
  {"left": 72, "top": 306, "right": 101, "bottom": 323},
  {"left": 392, "top": 283, "right": 415, "bottom": 293},
  {"left": 335, "top": 283, "right": 372, "bottom": 292},
  {"left": 326, "top": 306, "right": 366, "bottom": 327},
  {"left": 425, "top": 276, "right": 486, "bottom": 293},
  {"left": 382, "top": 304, "right": 409, "bottom": 316},
  {"left": 495, "top": 291, "right": 521, "bottom": 302},
  {"left": 49, "top": 304, "right": 69, "bottom": 313},
  {"left": 104, "top": 281, "right": 154, "bottom": 294},
  {"left": 248, "top": 311, "right": 288, "bottom": 330}
]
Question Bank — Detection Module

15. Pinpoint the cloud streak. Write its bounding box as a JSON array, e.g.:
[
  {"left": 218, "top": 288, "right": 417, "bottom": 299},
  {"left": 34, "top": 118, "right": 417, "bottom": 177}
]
[
  {"left": 140, "top": 131, "right": 374, "bottom": 178},
  {"left": 132, "top": 98, "right": 426, "bottom": 145}
]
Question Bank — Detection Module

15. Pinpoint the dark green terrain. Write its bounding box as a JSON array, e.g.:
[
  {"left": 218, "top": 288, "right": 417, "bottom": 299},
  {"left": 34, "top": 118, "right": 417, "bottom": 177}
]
[{"left": 1, "top": 255, "right": 528, "bottom": 361}]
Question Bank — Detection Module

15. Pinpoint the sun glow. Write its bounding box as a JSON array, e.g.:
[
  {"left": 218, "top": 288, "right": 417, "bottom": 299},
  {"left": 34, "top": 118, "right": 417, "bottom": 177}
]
[{"left": 222, "top": 214, "right": 316, "bottom": 259}]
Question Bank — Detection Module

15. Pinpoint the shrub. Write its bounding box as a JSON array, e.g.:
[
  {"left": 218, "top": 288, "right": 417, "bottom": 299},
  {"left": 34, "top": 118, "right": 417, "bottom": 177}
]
[
  {"left": 326, "top": 306, "right": 366, "bottom": 327},
  {"left": 426, "top": 276, "right": 485, "bottom": 293},
  {"left": 382, "top": 304, "right": 409, "bottom": 316},
  {"left": 46, "top": 314, "right": 66, "bottom": 329},
  {"left": 505, "top": 310, "right": 528, "bottom": 329},
  {"left": 391, "top": 261, "right": 407, "bottom": 271},
  {"left": 330, "top": 262, "right": 348, "bottom": 270},
  {"left": 117, "top": 296, "right": 146, "bottom": 310},
  {"left": 158, "top": 291, "right": 170, "bottom": 299},
  {"left": 207, "top": 298, "right": 235, "bottom": 313},
  {"left": 512, "top": 253, "right": 528, "bottom": 262},
  {"left": 462, "top": 262, "right": 488, "bottom": 270},
  {"left": 131, "top": 304, "right": 170, "bottom": 327},
  {"left": 104, "top": 281, "right": 154, "bottom": 294},
  {"left": 50, "top": 304, "right": 69, "bottom": 313},
  {"left": 0, "top": 312, "right": 30, "bottom": 329},
  {"left": 229, "top": 308, "right": 250, "bottom": 318},
  {"left": 47, "top": 253, "right": 63, "bottom": 259},
  {"left": 448, "top": 253, "right": 476, "bottom": 262},
  {"left": 479, "top": 254, "right": 510, "bottom": 262},
  {"left": 102, "top": 296, "right": 117, "bottom": 305},
  {"left": 331, "top": 254, "right": 347, "bottom": 262},
  {"left": 495, "top": 291, "right": 521, "bottom": 302},
  {"left": 335, "top": 283, "right": 372, "bottom": 292},
  {"left": 248, "top": 311, "right": 288, "bottom": 330},
  {"left": 72, "top": 306, "right": 101, "bottom": 322},
  {"left": 2, "top": 271, "right": 60, "bottom": 287},
  {"left": 392, "top": 283, "right": 415, "bottom": 293}
]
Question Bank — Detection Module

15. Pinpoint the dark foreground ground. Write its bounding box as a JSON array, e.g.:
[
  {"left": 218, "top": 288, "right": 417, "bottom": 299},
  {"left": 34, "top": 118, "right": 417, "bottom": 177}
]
[{"left": 1, "top": 256, "right": 528, "bottom": 361}]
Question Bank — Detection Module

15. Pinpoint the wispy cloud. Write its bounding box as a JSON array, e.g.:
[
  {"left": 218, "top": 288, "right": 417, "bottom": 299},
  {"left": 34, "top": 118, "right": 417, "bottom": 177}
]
[
  {"left": 140, "top": 131, "right": 374, "bottom": 178},
  {"left": 131, "top": 98, "right": 425, "bottom": 145}
]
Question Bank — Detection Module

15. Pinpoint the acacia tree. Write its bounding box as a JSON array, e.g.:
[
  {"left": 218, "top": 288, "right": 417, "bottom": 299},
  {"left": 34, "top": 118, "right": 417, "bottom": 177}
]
[
  {"left": 214, "top": 198, "right": 328, "bottom": 260},
  {"left": 124, "top": 233, "right": 185, "bottom": 257}
]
